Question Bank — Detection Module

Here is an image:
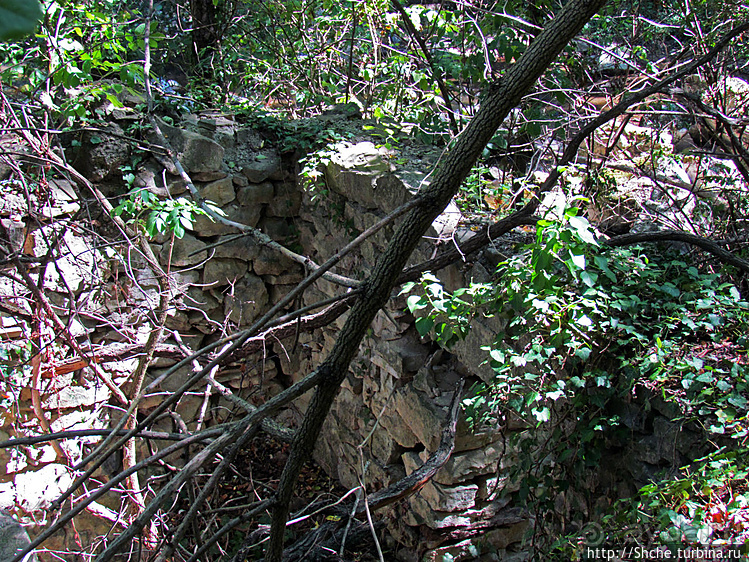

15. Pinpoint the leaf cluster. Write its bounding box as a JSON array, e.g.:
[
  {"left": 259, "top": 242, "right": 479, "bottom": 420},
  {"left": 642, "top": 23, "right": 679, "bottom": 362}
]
[
  {"left": 403, "top": 204, "right": 749, "bottom": 550},
  {"left": 112, "top": 188, "right": 213, "bottom": 239}
]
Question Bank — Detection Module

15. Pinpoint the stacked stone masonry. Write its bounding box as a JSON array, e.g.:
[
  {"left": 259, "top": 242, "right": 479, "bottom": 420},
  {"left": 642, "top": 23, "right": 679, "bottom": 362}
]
[{"left": 0, "top": 111, "right": 711, "bottom": 561}]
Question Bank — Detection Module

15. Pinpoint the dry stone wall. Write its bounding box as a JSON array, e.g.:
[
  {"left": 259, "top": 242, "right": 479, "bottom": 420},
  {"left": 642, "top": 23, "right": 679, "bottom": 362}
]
[{"left": 0, "top": 111, "right": 711, "bottom": 561}]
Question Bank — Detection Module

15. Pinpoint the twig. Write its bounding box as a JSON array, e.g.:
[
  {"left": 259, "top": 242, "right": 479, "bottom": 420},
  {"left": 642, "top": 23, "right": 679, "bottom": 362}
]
[
  {"left": 10, "top": 255, "right": 128, "bottom": 404},
  {"left": 390, "top": 0, "right": 459, "bottom": 135},
  {"left": 0, "top": 428, "right": 218, "bottom": 448},
  {"left": 604, "top": 229, "right": 749, "bottom": 272},
  {"left": 10, "top": 427, "right": 225, "bottom": 562},
  {"left": 181, "top": 500, "right": 273, "bottom": 562},
  {"left": 92, "top": 366, "right": 325, "bottom": 560},
  {"left": 339, "top": 490, "right": 361, "bottom": 558}
]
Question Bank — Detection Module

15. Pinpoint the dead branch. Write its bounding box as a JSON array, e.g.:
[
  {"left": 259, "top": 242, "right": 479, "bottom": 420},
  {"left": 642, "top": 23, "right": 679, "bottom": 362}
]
[
  {"left": 0, "top": 428, "right": 220, "bottom": 448},
  {"left": 395, "top": 20, "right": 749, "bottom": 289},
  {"left": 360, "top": 378, "right": 464, "bottom": 513},
  {"left": 90, "top": 365, "right": 324, "bottom": 560},
  {"left": 10, "top": 426, "right": 225, "bottom": 562},
  {"left": 604, "top": 229, "right": 749, "bottom": 272},
  {"left": 277, "top": 378, "right": 464, "bottom": 560},
  {"left": 10, "top": 254, "right": 128, "bottom": 404},
  {"left": 221, "top": 294, "right": 357, "bottom": 365}
]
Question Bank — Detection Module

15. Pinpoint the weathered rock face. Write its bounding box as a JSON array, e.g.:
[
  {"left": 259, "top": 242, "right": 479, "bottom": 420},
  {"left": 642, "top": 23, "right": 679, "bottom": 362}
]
[
  {"left": 0, "top": 513, "right": 37, "bottom": 562},
  {"left": 72, "top": 123, "right": 131, "bottom": 182},
  {"left": 0, "top": 115, "right": 713, "bottom": 561},
  {"left": 153, "top": 118, "right": 225, "bottom": 174}
]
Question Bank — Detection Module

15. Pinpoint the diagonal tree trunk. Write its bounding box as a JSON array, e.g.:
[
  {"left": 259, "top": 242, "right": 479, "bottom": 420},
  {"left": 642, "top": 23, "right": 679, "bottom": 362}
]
[{"left": 265, "top": 0, "right": 608, "bottom": 559}]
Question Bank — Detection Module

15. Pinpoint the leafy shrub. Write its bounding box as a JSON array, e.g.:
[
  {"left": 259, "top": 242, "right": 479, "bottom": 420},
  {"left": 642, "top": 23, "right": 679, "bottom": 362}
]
[{"left": 404, "top": 205, "right": 749, "bottom": 550}]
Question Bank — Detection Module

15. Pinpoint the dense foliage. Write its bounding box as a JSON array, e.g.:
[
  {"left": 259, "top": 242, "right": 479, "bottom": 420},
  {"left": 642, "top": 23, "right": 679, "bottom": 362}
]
[{"left": 405, "top": 204, "right": 749, "bottom": 555}]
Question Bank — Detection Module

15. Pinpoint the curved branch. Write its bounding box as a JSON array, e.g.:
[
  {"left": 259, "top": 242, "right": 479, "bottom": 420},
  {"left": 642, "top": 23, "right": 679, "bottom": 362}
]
[
  {"left": 604, "top": 230, "right": 749, "bottom": 273},
  {"left": 92, "top": 364, "right": 325, "bottom": 560},
  {"left": 358, "top": 378, "right": 464, "bottom": 513},
  {"left": 220, "top": 293, "right": 358, "bottom": 365},
  {"left": 277, "top": 379, "right": 464, "bottom": 560},
  {"left": 10, "top": 427, "right": 225, "bottom": 562}
]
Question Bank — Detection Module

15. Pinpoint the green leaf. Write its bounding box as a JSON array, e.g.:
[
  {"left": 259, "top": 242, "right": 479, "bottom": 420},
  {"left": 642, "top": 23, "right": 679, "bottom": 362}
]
[
  {"left": 0, "top": 0, "right": 42, "bottom": 40},
  {"left": 575, "top": 347, "right": 592, "bottom": 360},
  {"left": 414, "top": 316, "right": 434, "bottom": 337},
  {"left": 593, "top": 255, "right": 617, "bottom": 282},
  {"left": 569, "top": 252, "right": 586, "bottom": 271},
  {"left": 532, "top": 406, "right": 550, "bottom": 423},
  {"left": 659, "top": 283, "right": 681, "bottom": 297},
  {"left": 568, "top": 215, "right": 597, "bottom": 245},
  {"left": 105, "top": 93, "right": 124, "bottom": 108},
  {"left": 581, "top": 270, "right": 597, "bottom": 287},
  {"left": 727, "top": 394, "right": 747, "bottom": 410},
  {"left": 406, "top": 295, "right": 426, "bottom": 312},
  {"left": 399, "top": 282, "right": 416, "bottom": 294}
]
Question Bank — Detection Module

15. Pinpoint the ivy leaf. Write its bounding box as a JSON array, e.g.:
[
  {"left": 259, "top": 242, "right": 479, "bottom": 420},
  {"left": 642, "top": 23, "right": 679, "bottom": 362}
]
[
  {"left": 569, "top": 252, "right": 586, "bottom": 271},
  {"left": 414, "top": 316, "right": 433, "bottom": 337},
  {"left": 594, "top": 255, "right": 617, "bottom": 282},
  {"left": 0, "top": 0, "right": 42, "bottom": 41},
  {"left": 581, "top": 270, "right": 597, "bottom": 287},
  {"left": 406, "top": 294, "right": 426, "bottom": 312},
  {"left": 532, "top": 406, "right": 550, "bottom": 423},
  {"left": 568, "top": 215, "right": 598, "bottom": 245}
]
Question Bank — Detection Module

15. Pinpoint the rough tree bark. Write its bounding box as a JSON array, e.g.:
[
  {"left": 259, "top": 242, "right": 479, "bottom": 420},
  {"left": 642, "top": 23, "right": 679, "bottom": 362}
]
[
  {"left": 190, "top": 0, "right": 219, "bottom": 71},
  {"left": 264, "top": 0, "right": 608, "bottom": 559}
]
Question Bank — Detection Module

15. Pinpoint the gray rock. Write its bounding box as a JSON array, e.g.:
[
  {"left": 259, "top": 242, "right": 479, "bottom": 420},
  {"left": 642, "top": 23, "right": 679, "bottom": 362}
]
[
  {"left": 434, "top": 439, "right": 506, "bottom": 485},
  {"left": 192, "top": 170, "right": 228, "bottom": 182},
  {"left": 0, "top": 464, "right": 75, "bottom": 511},
  {"left": 192, "top": 204, "right": 262, "bottom": 236},
  {"left": 0, "top": 218, "right": 25, "bottom": 253},
  {"left": 241, "top": 151, "right": 281, "bottom": 183},
  {"left": 203, "top": 258, "right": 249, "bottom": 286},
  {"left": 200, "top": 177, "right": 236, "bottom": 206},
  {"left": 236, "top": 127, "right": 264, "bottom": 150},
  {"left": 455, "top": 419, "right": 506, "bottom": 452},
  {"left": 41, "top": 384, "right": 110, "bottom": 410},
  {"left": 232, "top": 174, "right": 249, "bottom": 187},
  {"left": 267, "top": 182, "right": 302, "bottom": 217},
  {"left": 49, "top": 178, "right": 75, "bottom": 200},
  {"left": 253, "top": 246, "right": 299, "bottom": 276},
  {"left": 212, "top": 235, "right": 260, "bottom": 262},
  {"left": 635, "top": 416, "right": 682, "bottom": 466},
  {"left": 403, "top": 492, "right": 472, "bottom": 529},
  {"left": 156, "top": 119, "right": 225, "bottom": 174},
  {"left": 41, "top": 231, "right": 101, "bottom": 294},
  {"left": 451, "top": 312, "right": 504, "bottom": 383},
  {"left": 237, "top": 182, "right": 275, "bottom": 205},
  {"left": 263, "top": 271, "right": 304, "bottom": 286},
  {"left": 257, "top": 217, "right": 293, "bottom": 242},
  {"left": 325, "top": 142, "right": 395, "bottom": 209},
  {"left": 482, "top": 518, "right": 531, "bottom": 550},
  {"left": 393, "top": 384, "right": 448, "bottom": 451},
  {"left": 186, "top": 281, "right": 221, "bottom": 308},
  {"left": 223, "top": 273, "right": 269, "bottom": 325},
  {"left": 0, "top": 513, "right": 37, "bottom": 562},
  {"left": 160, "top": 233, "right": 207, "bottom": 267},
  {"left": 73, "top": 123, "right": 130, "bottom": 182},
  {"left": 370, "top": 427, "right": 403, "bottom": 464}
]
